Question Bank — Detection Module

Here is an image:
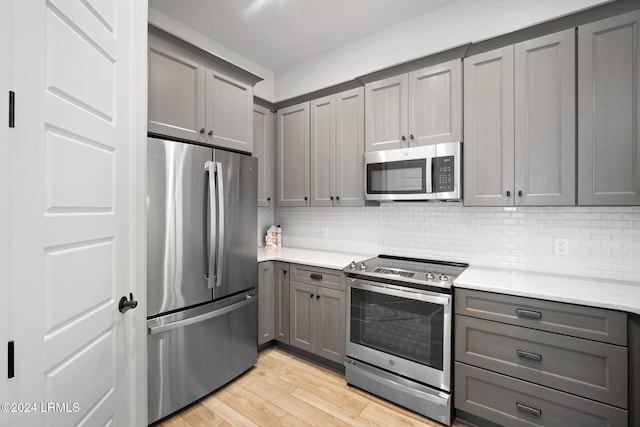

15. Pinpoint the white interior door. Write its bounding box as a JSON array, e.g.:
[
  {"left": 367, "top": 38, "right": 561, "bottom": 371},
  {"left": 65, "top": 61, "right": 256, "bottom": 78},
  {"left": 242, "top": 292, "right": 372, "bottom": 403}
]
[{"left": 7, "top": 0, "right": 146, "bottom": 426}]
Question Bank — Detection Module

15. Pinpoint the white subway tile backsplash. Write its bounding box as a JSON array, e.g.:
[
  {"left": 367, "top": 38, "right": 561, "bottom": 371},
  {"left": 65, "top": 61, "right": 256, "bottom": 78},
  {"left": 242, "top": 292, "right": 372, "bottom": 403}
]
[{"left": 273, "top": 204, "right": 640, "bottom": 282}]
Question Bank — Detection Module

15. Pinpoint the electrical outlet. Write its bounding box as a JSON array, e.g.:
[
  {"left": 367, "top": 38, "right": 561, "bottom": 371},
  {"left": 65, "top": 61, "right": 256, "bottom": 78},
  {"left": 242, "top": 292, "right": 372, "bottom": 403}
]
[
  {"left": 554, "top": 238, "right": 569, "bottom": 256},
  {"left": 322, "top": 226, "right": 329, "bottom": 238}
]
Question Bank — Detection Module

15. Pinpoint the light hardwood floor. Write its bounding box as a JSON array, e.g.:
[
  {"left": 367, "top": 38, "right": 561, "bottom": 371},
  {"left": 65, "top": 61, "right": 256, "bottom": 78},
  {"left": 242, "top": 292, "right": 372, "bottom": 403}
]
[{"left": 155, "top": 347, "right": 471, "bottom": 427}]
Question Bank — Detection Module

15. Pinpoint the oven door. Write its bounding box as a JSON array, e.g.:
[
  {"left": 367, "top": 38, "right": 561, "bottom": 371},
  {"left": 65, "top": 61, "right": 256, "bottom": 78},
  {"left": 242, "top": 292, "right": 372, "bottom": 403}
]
[{"left": 346, "top": 279, "right": 452, "bottom": 391}]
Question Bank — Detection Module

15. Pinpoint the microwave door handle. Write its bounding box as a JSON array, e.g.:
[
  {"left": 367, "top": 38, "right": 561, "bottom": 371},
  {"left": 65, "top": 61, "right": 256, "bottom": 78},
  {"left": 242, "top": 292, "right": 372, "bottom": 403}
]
[
  {"left": 426, "top": 157, "right": 433, "bottom": 194},
  {"left": 214, "top": 162, "right": 225, "bottom": 292},
  {"left": 205, "top": 161, "right": 217, "bottom": 290}
]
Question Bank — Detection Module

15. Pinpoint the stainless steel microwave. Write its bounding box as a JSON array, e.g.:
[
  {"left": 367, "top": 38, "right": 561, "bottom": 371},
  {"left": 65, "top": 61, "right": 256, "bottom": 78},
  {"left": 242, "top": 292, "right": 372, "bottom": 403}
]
[{"left": 364, "top": 142, "right": 462, "bottom": 202}]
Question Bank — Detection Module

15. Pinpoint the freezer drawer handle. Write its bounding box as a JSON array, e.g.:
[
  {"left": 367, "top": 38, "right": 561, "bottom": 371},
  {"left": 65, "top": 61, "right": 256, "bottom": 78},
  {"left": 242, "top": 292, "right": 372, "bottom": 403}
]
[
  {"left": 516, "top": 402, "right": 542, "bottom": 417},
  {"left": 516, "top": 309, "right": 542, "bottom": 320},
  {"left": 148, "top": 295, "right": 254, "bottom": 335}
]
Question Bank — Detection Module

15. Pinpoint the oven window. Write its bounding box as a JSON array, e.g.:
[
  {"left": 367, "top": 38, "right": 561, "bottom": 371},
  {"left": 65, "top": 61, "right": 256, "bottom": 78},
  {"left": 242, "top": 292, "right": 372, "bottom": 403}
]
[
  {"left": 367, "top": 159, "right": 426, "bottom": 194},
  {"left": 350, "top": 288, "right": 444, "bottom": 371}
]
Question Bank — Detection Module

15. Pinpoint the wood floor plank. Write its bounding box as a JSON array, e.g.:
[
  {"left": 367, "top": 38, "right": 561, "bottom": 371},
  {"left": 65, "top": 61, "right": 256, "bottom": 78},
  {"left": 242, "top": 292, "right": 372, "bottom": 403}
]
[
  {"left": 199, "top": 396, "right": 262, "bottom": 427},
  {"left": 161, "top": 347, "right": 471, "bottom": 427}
]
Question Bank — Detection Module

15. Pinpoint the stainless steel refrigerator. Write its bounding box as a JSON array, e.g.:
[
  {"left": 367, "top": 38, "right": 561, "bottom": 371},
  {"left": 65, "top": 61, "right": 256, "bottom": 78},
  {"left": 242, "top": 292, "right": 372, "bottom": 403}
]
[{"left": 146, "top": 137, "right": 258, "bottom": 424}]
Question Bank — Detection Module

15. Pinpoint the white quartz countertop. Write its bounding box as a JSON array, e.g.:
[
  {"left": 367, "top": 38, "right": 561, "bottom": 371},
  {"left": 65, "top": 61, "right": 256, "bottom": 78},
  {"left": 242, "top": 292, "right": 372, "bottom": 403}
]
[
  {"left": 257, "top": 247, "right": 373, "bottom": 270},
  {"left": 455, "top": 266, "right": 640, "bottom": 316}
]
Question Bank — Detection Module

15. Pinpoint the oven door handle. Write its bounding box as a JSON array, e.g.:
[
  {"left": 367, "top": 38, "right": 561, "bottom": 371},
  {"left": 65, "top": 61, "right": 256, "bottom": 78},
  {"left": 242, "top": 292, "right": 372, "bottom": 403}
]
[{"left": 348, "top": 280, "right": 450, "bottom": 306}]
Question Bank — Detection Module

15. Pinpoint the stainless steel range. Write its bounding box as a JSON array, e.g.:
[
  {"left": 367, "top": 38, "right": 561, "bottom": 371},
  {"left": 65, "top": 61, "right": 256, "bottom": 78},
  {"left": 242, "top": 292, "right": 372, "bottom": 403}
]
[{"left": 343, "top": 255, "right": 468, "bottom": 426}]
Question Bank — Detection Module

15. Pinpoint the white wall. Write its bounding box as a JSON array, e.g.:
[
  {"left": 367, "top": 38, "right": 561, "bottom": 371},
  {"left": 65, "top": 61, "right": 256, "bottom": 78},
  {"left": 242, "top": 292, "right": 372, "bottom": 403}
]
[
  {"left": 275, "top": 205, "right": 640, "bottom": 283},
  {"left": 148, "top": 7, "right": 275, "bottom": 101},
  {"left": 274, "top": 0, "right": 609, "bottom": 101}
]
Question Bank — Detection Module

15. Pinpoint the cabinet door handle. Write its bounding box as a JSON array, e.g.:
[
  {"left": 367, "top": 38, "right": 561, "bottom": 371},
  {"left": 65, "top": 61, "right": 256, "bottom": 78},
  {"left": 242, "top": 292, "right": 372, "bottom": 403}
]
[
  {"left": 336, "top": 196, "right": 340, "bottom": 201},
  {"left": 330, "top": 196, "right": 334, "bottom": 200},
  {"left": 506, "top": 190, "right": 511, "bottom": 197},
  {"left": 516, "top": 309, "right": 542, "bottom": 320},
  {"left": 518, "top": 190, "right": 523, "bottom": 197},
  {"left": 199, "top": 128, "right": 205, "bottom": 134},
  {"left": 517, "top": 349, "right": 542, "bottom": 362},
  {"left": 283, "top": 270, "right": 287, "bottom": 275},
  {"left": 267, "top": 197, "right": 271, "bottom": 201},
  {"left": 516, "top": 403, "right": 541, "bottom": 417},
  {"left": 316, "top": 294, "right": 320, "bottom": 299},
  {"left": 310, "top": 273, "right": 323, "bottom": 281},
  {"left": 304, "top": 196, "right": 308, "bottom": 201}
]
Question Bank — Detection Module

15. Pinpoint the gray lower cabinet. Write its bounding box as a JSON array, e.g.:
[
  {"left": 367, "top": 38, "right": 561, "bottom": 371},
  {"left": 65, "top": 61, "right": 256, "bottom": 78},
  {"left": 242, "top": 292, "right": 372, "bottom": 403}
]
[
  {"left": 277, "top": 102, "right": 310, "bottom": 206},
  {"left": 464, "top": 29, "right": 575, "bottom": 206},
  {"left": 274, "top": 262, "right": 290, "bottom": 343},
  {"left": 455, "top": 289, "right": 628, "bottom": 426},
  {"left": 258, "top": 261, "right": 290, "bottom": 345},
  {"left": 258, "top": 261, "right": 275, "bottom": 345},
  {"left": 310, "top": 88, "right": 365, "bottom": 207},
  {"left": 456, "top": 363, "right": 628, "bottom": 427},
  {"left": 578, "top": 10, "right": 640, "bottom": 206},
  {"left": 289, "top": 265, "right": 346, "bottom": 363},
  {"left": 254, "top": 104, "right": 274, "bottom": 207},
  {"left": 148, "top": 27, "right": 255, "bottom": 153}
]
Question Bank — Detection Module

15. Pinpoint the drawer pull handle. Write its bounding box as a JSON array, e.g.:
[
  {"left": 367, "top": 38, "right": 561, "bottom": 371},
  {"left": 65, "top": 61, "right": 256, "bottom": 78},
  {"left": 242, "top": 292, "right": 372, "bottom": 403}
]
[
  {"left": 310, "top": 273, "right": 323, "bottom": 280},
  {"left": 516, "top": 309, "right": 542, "bottom": 320},
  {"left": 516, "top": 403, "right": 541, "bottom": 417},
  {"left": 517, "top": 349, "right": 542, "bottom": 362}
]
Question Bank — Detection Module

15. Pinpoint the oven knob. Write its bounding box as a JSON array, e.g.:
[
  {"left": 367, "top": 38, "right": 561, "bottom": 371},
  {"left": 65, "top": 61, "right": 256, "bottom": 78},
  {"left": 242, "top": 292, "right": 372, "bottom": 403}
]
[
  {"left": 439, "top": 274, "right": 449, "bottom": 282},
  {"left": 426, "top": 272, "right": 434, "bottom": 280},
  {"left": 350, "top": 261, "right": 357, "bottom": 269},
  {"left": 359, "top": 263, "right": 367, "bottom": 271}
]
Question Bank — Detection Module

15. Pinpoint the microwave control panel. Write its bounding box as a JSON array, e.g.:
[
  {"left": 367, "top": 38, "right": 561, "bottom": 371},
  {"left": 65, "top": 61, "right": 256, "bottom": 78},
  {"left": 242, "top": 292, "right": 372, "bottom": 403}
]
[{"left": 433, "top": 156, "right": 454, "bottom": 193}]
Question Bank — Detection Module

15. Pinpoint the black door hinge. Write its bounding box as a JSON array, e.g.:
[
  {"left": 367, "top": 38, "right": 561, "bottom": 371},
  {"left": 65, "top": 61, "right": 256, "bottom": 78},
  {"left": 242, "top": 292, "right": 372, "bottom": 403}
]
[
  {"left": 9, "top": 91, "right": 15, "bottom": 128},
  {"left": 8, "top": 341, "right": 14, "bottom": 378}
]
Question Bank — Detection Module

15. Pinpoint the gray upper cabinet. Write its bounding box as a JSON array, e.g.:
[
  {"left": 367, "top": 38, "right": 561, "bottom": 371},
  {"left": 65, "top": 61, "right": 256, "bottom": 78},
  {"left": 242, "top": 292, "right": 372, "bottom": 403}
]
[
  {"left": 148, "top": 42, "right": 206, "bottom": 143},
  {"left": 310, "top": 88, "right": 365, "bottom": 207},
  {"left": 515, "top": 30, "right": 576, "bottom": 206},
  {"left": 465, "top": 29, "right": 575, "bottom": 206},
  {"left": 365, "top": 74, "right": 408, "bottom": 152},
  {"left": 464, "top": 46, "right": 515, "bottom": 207},
  {"left": 277, "top": 102, "right": 310, "bottom": 206},
  {"left": 148, "top": 28, "right": 255, "bottom": 153},
  {"left": 408, "top": 60, "right": 462, "bottom": 146},
  {"left": 205, "top": 69, "right": 253, "bottom": 153},
  {"left": 254, "top": 104, "right": 274, "bottom": 207},
  {"left": 365, "top": 60, "right": 462, "bottom": 152},
  {"left": 578, "top": 10, "right": 640, "bottom": 206}
]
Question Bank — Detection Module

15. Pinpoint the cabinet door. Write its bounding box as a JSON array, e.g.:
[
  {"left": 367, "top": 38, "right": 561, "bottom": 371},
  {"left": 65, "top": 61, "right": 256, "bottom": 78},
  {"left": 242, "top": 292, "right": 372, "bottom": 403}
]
[
  {"left": 336, "top": 87, "right": 365, "bottom": 207},
  {"left": 315, "top": 287, "right": 346, "bottom": 364},
  {"left": 515, "top": 30, "right": 576, "bottom": 206},
  {"left": 274, "top": 262, "right": 290, "bottom": 344},
  {"left": 258, "top": 262, "right": 275, "bottom": 345},
  {"left": 277, "top": 102, "right": 310, "bottom": 206},
  {"left": 205, "top": 68, "right": 253, "bottom": 153},
  {"left": 289, "top": 281, "right": 316, "bottom": 353},
  {"left": 310, "top": 95, "right": 336, "bottom": 207},
  {"left": 578, "top": 10, "right": 640, "bottom": 205},
  {"left": 254, "top": 104, "right": 274, "bottom": 207},
  {"left": 148, "top": 41, "right": 206, "bottom": 142},
  {"left": 409, "top": 60, "right": 462, "bottom": 146},
  {"left": 464, "top": 46, "right": 515, "bottom": 206},
  {"left": 365, "top": 74, "right": 408, "bottom": 152}
]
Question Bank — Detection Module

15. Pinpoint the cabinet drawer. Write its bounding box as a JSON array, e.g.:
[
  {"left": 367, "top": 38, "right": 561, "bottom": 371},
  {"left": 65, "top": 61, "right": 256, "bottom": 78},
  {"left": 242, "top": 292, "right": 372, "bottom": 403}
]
[
  {"left": 455, "top": 289, "right": 627, "bottom": 345},
  {"left": 455, "top": 315, "right": 627, "bottom": 408},
  {"left": 291, "top": 264, "right": 345, "bottom": 291},
  {"left": 455, "top": 362, "right": 627, "bottom": 427}
]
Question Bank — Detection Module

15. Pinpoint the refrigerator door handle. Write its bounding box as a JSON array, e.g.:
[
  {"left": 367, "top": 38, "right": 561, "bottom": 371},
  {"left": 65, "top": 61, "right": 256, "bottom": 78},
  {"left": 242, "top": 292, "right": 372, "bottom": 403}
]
[
  {"left": 214, "top": 161, "right": 225, "bottom": 292},
  {"left": 205, "top": 161, "right": 217, "bottom": 290},
  {"left": 148, "top": 294, "right": 255, "bottom": 335}
]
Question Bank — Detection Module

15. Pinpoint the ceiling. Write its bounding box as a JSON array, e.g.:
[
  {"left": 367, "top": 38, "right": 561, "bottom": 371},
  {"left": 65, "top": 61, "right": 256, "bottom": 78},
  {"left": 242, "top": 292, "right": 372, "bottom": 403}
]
[{"left": 149, "top": 0, "right": 456, "bottom": 71}]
